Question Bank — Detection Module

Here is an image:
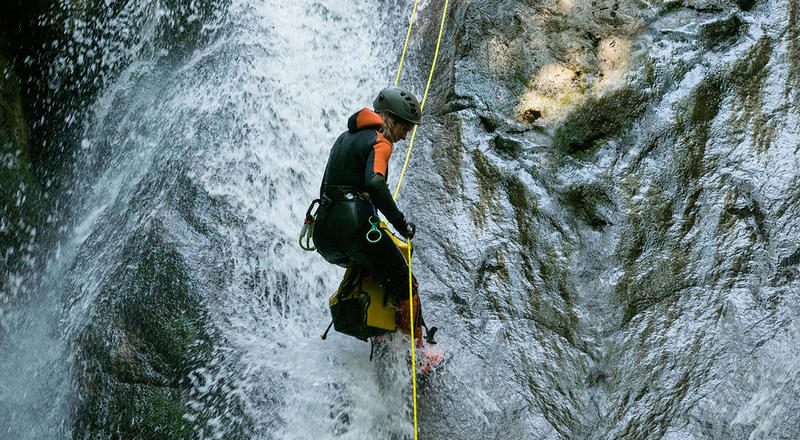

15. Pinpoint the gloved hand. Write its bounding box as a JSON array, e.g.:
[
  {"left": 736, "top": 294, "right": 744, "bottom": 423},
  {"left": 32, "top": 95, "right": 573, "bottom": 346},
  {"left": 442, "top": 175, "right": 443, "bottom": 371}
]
[{"left": 402, "top": 222, "right": 416, "bottom": 239}]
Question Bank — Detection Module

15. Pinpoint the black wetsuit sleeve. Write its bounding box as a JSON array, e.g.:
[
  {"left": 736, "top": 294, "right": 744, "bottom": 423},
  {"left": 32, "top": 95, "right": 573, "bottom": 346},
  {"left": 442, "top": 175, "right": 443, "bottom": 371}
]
[{"left": 366, "top": 173, "right": 407, "bottom": 232}]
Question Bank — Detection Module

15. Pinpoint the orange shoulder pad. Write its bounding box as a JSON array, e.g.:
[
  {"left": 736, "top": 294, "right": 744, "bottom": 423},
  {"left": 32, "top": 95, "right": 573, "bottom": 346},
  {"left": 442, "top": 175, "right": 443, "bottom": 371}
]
[{"left": 372, "top": 133, "right": 393, "bottom": 176}]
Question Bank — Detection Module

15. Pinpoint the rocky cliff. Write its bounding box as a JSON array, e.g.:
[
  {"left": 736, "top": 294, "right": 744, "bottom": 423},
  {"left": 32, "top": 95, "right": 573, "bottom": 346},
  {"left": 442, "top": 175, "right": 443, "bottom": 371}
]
[
  {"left": 2, "top": 0, "right": 799, "bottom": 438},
  {"left": 409, "top": 0, "right": 800, "bottom": 437}
]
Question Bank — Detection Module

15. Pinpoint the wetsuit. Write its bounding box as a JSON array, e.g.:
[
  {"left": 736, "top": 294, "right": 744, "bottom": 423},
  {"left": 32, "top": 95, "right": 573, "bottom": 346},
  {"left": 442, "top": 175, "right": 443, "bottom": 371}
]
[{"left": 313, "top": 108, "right": 416, "bottom": 302}]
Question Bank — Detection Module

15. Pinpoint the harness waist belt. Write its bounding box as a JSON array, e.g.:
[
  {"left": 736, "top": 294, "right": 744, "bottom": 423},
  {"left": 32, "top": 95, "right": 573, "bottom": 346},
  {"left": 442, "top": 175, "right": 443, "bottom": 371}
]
[{"left": 322, "top": 185, "right": 370, "bottom": 203}]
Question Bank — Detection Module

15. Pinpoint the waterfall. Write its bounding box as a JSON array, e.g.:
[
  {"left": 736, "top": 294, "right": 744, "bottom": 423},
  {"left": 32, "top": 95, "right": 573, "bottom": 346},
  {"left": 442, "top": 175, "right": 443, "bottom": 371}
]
[
  {"left": 4, "top": 0, "right": 800, "bottom": 437},
  {"left": 1, "top": 0, "right": 427, "bottom": 438}
]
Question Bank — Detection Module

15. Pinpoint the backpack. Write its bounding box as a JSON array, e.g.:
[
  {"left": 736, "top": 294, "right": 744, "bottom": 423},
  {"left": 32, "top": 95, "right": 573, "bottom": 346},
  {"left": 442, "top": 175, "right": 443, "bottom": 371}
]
[{"left": 326, "top": 264, "right": 397, "bottom": 341}]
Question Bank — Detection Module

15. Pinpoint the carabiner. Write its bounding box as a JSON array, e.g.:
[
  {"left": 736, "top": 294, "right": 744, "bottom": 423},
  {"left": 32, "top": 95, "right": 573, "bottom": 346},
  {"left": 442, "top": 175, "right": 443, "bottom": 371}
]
[
  {"left": 366, "top": 215, "right": 382, "bottom": 244},
  {"left": 299, "top": 199, "right": 322, "bottom": 251},
  {"left": 299, "top": 218, "right": 316, "bottom": 251}
]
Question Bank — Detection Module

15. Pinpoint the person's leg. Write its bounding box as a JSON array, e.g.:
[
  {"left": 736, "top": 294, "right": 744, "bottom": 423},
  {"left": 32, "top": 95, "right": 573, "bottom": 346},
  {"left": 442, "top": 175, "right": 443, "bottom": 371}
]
[
  {"left": 395, "top": 292, "right": 423, "bottom": 339},
  {"left": 350, "top": 232, "right": 423, "bottom": 335},
  {"left": 314, "top": 200, "right": 371, "bottom": 267},
  {"left": 350, "top": 231, "right": 413, "bottom": 301}
]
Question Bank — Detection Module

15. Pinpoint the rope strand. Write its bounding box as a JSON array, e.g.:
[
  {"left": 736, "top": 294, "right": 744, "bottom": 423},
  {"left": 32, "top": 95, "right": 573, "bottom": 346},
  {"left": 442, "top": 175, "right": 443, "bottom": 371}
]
[
  {"left": 392, "top": 3, "right": 450, "bottom": 439},
  {"left": 393, "top": 0, "right": 450, "bottom": 201},
  {"left": 407, "top": 238, "right": 418, "bottom": 437},
  {"left": 395, "top": 0, "right": 421, "bottom": 87}
]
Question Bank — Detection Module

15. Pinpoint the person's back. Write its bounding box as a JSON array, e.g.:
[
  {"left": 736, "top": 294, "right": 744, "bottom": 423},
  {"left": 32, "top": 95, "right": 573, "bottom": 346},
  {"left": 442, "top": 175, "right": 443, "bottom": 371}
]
[
  {"left": 313, "top": 107, "right": 393, "bottom": 267},
  {"left": 313, "top": 88, "right": 420, "bottom": 282},
  {"left": 313, "top": 86, "right": 420, "bottom": 305},
  {"left": 320, "top": 108, "right": 392, "bottom": 194}
]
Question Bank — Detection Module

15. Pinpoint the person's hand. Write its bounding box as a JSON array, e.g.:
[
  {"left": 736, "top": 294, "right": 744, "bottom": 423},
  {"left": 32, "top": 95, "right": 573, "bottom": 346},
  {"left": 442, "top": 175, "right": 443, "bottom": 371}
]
[{"left": 403, "top": 222, "right": 416, "bottom": 239}]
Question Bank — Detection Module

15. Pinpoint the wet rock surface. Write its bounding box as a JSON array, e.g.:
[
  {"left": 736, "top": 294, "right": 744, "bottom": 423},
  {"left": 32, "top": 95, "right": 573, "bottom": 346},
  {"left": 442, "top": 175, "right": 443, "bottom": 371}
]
[
  {"left": 407, "top": 0, "right": 800, "bottom": 438},
  {"left": 0, "top": 54, "right": 42, "bottom": 301},
  {"left": 2, "top": 0, "right": 799, "bottom": 438},
  {"left": 0, "top": 3, "right": 48, "bottom": 305},
  {"left": 1, "top": 1, "right": 238, "bottom": 437},
  {"left": 73, "top": 223, "right": 213, "bottom": 438}
]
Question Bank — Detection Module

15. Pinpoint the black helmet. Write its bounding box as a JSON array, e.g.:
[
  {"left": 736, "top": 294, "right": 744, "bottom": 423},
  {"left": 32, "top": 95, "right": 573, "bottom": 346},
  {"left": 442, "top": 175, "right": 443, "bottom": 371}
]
[{"left": 373, "top": 87, "right": 422, "bottom": 125}]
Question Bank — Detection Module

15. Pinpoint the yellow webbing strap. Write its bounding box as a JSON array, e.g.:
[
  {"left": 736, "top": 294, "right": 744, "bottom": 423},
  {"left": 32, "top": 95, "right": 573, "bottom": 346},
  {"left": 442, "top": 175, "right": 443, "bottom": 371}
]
[{"left": 392, "top": 2, "right": 450, "bottom": 439}]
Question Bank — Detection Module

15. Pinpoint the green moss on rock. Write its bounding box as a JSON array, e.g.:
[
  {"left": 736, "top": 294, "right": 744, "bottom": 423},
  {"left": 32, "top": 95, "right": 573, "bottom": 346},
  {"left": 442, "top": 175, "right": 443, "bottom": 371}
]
[
  {"left": 75, "top": 224, "right": 216, "bottom": 437},
  {"left": 679, "top": 186, "right": 703, "bottom": 235},
  {"left": 675, "top": 74, "right": 723, "bottom": 183},
  {"left": 554, "top": 87, "right": 647, "bottom": 156},
  {"left": 505, "top": 174, "right": 539, "bottom": 248},
  {"left": 75, "top": 384, "right": 196, "bottom": 440},
  {"left": 470, "top": 149, "right": 503, "bottom": 227},
  {"left": 118, "top": 231, "right": 212, "bottom": 379},
  {"left": 728, "top": 37, "right": 773, "bottom": 153},
  {"left": 789, "top": 0, "right": 800, "bottom": 99},
  {"left": 561, "top": 184, "right": 612, "bottom": 230},
  {"left": 662, "top": 1, "right": 683, "bottom": 13},
  {"left": 619, "top": 246, "right": 688, "bottom": 324},
  {"left": 0, "top": 54, "right": 42, "bottom": 288},
  {"left": 523, "top": 248, "right": 577, "bottom": 345},
  {"left": 717, "top": 189, "right": 768, "bottom": 243},
  {"left": 430, "top": 113, "right": 464, "bottom": 197},
  {"left": 491, "top": 134, "right": 523, "bottom": 159},
  {"left": 688, "top": 76, "right": 723, "bottom": 127},
  {"left": 615, "top": 185, "right": 689, "bottom": 324},
  {"left": 699, "top": 15, "right": 745, "bottom": 49},
  {"left": 0, "top": 59, "right": 29, "bottom": 155},
  {"left": 731, "top": 37, "right": 772, "bottom": 97},
  {"left": 643, "top": 57, "right": 656, "bottom": 86}
]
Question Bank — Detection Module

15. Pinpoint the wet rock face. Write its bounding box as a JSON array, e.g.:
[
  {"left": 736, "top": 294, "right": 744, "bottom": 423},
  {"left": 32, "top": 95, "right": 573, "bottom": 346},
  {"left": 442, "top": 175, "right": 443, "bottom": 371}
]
[
  {"left": 4, "top": 0, "right": 798, "bottom": 437},
  {"left": 67, "top": 160, "right": 253, "bottom": 437},
  {"left": 73, "top": 224, "right": 214, "bottom": 439},
  {"left": 1, "top": 1, "right": 241, "bottom": 436},
  {"left": 409, "top": 0, "right": 800, "bottom": 437},
  {"left": 447, "top": 0, "right": 649, "bottom": 125},
  {"left": 0, "top": 48, "right": 42, "bottom": 304}
]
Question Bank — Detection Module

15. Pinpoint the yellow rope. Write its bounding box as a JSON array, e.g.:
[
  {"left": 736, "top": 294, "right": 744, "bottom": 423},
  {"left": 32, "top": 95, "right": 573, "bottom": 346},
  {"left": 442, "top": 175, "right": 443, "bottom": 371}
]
[
  {"left": 393, "top": 0, "right": 450, "bottom": 202},
  {"left": 407, "top": 238, "right": 418, "bottom": 437},
  {"left": 395, "top": 0, "right": 420, "bottom": 87},
  {"left": 390, "top": 2, "right": 450, "bottom": 439}
]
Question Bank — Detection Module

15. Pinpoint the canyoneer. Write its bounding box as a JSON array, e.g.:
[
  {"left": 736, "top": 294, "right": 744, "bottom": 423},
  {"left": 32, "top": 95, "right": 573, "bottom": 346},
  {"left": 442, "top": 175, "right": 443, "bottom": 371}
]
[{"left": 300, "top": 87, "right": 441, "bottom": 368}]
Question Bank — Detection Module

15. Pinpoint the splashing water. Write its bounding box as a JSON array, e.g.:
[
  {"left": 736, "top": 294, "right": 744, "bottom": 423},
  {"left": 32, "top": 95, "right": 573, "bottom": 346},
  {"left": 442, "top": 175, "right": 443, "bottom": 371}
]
[{"left": 1, "top": 0, "right": 429, "bottom": 438}]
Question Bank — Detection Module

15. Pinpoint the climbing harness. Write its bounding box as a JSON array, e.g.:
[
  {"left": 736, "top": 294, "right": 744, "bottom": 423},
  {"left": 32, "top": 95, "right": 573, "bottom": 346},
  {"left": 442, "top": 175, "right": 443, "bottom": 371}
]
[{"left": 299, "top": 199, "right": 322, "bottom": 251}]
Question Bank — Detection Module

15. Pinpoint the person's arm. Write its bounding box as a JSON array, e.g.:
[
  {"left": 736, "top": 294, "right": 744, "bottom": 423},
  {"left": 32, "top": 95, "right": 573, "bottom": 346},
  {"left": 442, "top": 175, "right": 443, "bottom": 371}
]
[
  {"left": 366, "top": 173, "right": 406, "bottom": 229},
  {"left": 364, "top": 140, "right": 411, "bottom": 236}
]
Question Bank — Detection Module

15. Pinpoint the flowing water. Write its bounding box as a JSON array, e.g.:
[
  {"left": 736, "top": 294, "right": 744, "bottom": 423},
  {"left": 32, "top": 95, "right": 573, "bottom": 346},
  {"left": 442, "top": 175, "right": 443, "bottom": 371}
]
[
  {"left": 1, "top": 0, "right": 433, "bottom": 438},
  {"left": 3, "top": 0, "right": 800, "bottom": 438}
]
